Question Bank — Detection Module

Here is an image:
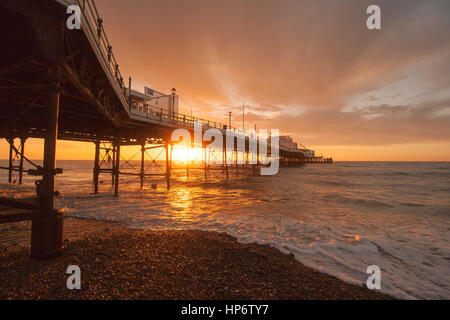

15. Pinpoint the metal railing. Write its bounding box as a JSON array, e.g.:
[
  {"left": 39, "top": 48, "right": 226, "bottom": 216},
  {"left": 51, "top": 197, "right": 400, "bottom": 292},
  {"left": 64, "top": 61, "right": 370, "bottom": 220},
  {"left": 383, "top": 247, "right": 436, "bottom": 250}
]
[
  {"left": 69, "top": 0, "right": 128, "bottom": 101},
  {"left": 130, "top": 102, "right": 240, "bottom": 132}
]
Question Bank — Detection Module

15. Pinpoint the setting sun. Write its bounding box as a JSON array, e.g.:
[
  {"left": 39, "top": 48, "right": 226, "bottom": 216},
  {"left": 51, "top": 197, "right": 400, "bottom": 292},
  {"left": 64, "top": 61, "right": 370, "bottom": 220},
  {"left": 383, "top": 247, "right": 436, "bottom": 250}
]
[{"left": 171, "top": 146, "right": 204, "bottom": 163}]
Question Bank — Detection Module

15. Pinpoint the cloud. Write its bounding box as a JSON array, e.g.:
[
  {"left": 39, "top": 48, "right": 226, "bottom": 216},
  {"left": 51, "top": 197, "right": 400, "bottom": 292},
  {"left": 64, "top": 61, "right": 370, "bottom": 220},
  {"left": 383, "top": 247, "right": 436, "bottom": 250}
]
[
  {"left": 429, "top": 107, "right": 450, "bottom": 118},
  {"left": 95, "top": 0, "right": 450, "bottom": 148}
]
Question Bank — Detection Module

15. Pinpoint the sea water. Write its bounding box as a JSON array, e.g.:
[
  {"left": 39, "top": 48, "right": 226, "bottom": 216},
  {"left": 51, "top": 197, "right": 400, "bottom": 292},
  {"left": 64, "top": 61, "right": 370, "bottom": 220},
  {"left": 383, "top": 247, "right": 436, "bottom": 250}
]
[{"left": 1, "top": 160, "right": 449, "bottom": 299}]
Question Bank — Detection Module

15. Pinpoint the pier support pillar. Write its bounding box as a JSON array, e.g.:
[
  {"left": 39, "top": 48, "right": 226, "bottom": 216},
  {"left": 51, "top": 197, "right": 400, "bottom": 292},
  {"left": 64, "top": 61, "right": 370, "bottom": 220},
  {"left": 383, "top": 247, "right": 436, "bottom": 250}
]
[
  {"left": 31, "top": 80, "right": 63, "bottom": 260},
  {"left": 114, "top": 138, "right": 120, "bottom": 197},
  {"left": 165, "top": 142, "right": 171, "bottom": 190},
  {"left": 245, "top": 149, "right": 249, "bottom": 169},
  {"left": 140, "top": 141, "right": 145, "bottom": 189},
  {"left": 8, "top": 138, "right": 13, "bottom": 183},
  {"left": 224, "top": 143, "right": 229, "bottom": 179},
  {"left": 111, "top": 144, "right": 116, "bottom": 187},
  {"left": 254, "top": 140, "right": 260, "bottom": 175},
  {"left": 93, "top": 139, "right": 100, "bottom": 194},
  {"left": 235, "top": 148, "right": 238, "bottom": 175},
  {"left": 18, "top": 137, "right": 26, "bottom": 185}
]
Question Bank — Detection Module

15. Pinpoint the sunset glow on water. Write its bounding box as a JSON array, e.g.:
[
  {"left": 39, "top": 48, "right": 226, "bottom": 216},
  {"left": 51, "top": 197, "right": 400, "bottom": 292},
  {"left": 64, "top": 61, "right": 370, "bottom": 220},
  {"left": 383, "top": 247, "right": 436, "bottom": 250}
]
[{"left": 1, "top": 160, "right": 449, "bottom": 299}]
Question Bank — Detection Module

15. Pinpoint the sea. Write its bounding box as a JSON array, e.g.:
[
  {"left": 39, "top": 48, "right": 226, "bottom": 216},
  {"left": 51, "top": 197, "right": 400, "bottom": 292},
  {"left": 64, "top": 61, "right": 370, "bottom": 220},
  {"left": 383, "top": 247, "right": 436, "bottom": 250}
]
[{"left": 1, "top": 160, "right": 449, "bottom": 299}]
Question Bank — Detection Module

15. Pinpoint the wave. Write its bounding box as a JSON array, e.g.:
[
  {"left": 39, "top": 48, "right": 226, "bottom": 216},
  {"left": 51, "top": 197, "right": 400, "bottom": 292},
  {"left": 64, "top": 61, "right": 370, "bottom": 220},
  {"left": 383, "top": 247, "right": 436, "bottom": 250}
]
[
  {"left": 402, "top": 202, "right": 426, "bottom": 207},
  {"left": 323, "top": 193, "right": 393, "bottom": 208}
]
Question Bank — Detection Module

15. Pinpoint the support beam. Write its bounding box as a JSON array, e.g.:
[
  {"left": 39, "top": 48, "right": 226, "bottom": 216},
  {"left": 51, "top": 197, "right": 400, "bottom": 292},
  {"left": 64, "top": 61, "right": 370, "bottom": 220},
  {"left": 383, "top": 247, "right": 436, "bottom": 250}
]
[
  {"left": 165, "top": 142, "right": 171, "bottom": 190},
  {"left": 8, "top": 138, "right": 13, "bottom": 183},
  {"left": 140, "top": 141, "right": 145, "bottom": 188},
  {"left": 114, "top": 138, "right": 120, "bottom": 197},
  {"left": 256, "top": 140, "right": 260, "bottom": 173},
  {"left": 224, "top": 141, "right": 229, "bottom": 179},
  {"left": 19, "top": 137, "right": 25, "bottom": 184},
  {"left": 235, "top": 147, "right": 238, "bottom": 175},
  {"left": 245, "top": 149, "right": 249, "bottom": 169},
  {"left": 93, "top": 139, "right": 100, "bottom": 194},
  {"left": 111, "top": 144, "right": 116, "bottom": 186},
  {"left": 31, "top": 79, "right": 63, "bottom": 260}
]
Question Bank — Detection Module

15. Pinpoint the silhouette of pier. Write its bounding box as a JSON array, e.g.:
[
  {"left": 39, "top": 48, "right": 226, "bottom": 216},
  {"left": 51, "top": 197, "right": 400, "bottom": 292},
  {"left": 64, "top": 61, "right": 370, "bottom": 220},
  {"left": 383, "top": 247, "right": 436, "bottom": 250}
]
[{"left": 0, "top": 0, "right": 332, "bottom": 259}]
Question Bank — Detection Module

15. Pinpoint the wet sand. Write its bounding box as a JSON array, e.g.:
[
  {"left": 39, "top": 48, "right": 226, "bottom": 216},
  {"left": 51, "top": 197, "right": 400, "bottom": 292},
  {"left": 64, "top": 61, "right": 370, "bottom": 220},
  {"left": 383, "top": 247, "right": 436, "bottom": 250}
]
[{"left": 0, "top": 216, "right": 391, "bottom": 300}]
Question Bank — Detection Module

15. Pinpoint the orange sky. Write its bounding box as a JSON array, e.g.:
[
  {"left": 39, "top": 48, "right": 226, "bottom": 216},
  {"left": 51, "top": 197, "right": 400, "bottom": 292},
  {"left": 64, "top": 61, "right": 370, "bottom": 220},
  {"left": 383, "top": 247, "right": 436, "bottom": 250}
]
[
  {"left": 1, "top": 0, "right": 450, "bottom": 161},
  {"left": 1, "top": 139, "right": 449, "bottom": 162}
]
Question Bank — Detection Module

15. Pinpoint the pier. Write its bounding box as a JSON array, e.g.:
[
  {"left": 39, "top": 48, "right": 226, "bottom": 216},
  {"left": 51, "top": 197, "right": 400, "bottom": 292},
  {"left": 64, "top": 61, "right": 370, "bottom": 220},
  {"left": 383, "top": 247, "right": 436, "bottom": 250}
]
[{"left": 0, "top": 0, "right": 332, "bottom": 259}]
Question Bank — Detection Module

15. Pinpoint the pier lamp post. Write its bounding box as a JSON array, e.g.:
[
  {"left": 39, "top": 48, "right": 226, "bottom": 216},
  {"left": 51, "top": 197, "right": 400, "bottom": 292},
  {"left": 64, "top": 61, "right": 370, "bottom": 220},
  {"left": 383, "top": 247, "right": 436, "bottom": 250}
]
[
  {"left": 228, "top": 111, "right": 232, "bottom": 129},
  {"left": 171, "top": 88, "right": 176, "bottom": 119}
]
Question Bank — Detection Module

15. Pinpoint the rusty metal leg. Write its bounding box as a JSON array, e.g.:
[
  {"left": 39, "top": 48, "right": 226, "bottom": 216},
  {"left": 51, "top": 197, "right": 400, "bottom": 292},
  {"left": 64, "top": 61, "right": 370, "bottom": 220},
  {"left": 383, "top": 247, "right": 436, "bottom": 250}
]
[
  {"left": 257, "top": 141, "right": 260, "bottom": 173},
  {"left": 111, "top": 143, "right": 116, "bottom": 187},
  {"left": 31, "top": 81, "right": 63, "bottom": 260},
  {"left": 111, "top": 141, "right": 116, "bottom": 187},
  {"left": 18, "top": 137, "right": 25, "bottom": 185},
  {"left": 114, "top": 139, "right": 120, "bottom": 197},
  {"left": 224, "top": 145, "right": 229, "bottom": 179},
  {"left": 165, "top": 142, "right": 171, "bottom": 190},
  {"left": 222, "top": 147, "right": 225, "bottom": 173},
  {"left": 140, "top": 141, "right": 145, "bottom": 189},
  {"left": 93, "top": 139, "right": 100, "bottom": 194},
  {"left": 8, "top": 138, "right": 13, "bottom": 183},
  {"left": 235, "top": 148, "right": 238, "bottom": 175},
  {"left": 245, "top": 149, "right": 248, "bottom": 169}
]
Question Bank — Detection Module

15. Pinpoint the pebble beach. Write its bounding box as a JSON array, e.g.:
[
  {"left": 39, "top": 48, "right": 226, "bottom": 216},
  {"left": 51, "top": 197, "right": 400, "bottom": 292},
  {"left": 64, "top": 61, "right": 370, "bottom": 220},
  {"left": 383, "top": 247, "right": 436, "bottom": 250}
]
[{"left": 0, "top": 216, "right": 391, "bottom": 300}]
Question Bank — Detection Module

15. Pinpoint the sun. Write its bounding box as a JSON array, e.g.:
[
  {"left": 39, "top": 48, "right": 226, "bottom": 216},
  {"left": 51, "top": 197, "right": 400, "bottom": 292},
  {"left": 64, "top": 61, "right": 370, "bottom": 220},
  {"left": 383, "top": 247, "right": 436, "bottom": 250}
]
[
  {"left": 171, "top": 146, "right": 205, "bottom": 163},
  {"left": 171, "top": 146, "right": 190, "bottom": 162}
]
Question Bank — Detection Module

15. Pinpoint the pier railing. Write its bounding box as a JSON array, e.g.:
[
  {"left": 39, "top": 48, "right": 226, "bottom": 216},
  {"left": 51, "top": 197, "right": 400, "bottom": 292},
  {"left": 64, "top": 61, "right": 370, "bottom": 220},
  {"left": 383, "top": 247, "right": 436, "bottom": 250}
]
[
  {"left": 130, "top": 102, "right": 241, "bottom": 132},
  {"left": 58, "top": 0, "right": 130, "bottom": 106}
]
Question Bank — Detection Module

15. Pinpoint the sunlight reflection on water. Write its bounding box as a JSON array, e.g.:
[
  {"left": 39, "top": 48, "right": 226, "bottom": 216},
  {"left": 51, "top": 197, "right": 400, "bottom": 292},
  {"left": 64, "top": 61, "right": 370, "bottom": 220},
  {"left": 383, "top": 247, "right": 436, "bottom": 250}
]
[{"left": 1, "top": 161, "right": 449, "bottom": 299}]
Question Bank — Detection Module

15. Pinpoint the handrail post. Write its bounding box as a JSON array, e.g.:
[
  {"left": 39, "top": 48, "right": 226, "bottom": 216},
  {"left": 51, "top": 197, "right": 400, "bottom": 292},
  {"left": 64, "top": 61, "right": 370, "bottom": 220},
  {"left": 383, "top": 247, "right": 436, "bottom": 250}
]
[{"left": 97, "top": 18, "right": 103, "bottom": 41}]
